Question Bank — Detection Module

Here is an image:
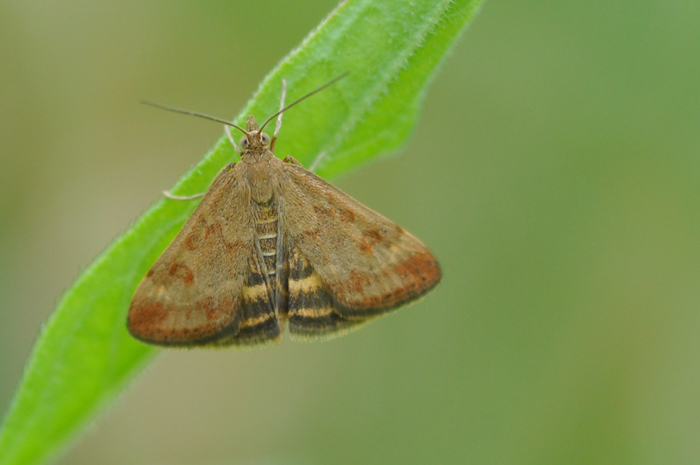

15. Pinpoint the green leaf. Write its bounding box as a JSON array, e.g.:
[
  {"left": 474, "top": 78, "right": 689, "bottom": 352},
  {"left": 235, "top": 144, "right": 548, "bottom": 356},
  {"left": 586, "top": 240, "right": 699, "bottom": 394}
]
[{"left": 0, "top": 0, "right": 483, "bottom": 464}]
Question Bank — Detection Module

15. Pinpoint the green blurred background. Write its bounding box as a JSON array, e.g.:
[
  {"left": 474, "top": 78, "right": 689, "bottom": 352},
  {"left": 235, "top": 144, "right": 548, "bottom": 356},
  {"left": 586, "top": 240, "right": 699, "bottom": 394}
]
[{"left": 2, "top": 1, "right": 699, "bottom": 464}]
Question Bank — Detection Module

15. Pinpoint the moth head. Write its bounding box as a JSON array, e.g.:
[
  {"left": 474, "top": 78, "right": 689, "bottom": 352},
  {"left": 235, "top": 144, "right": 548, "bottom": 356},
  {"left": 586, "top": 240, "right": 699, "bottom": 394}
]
[
  {"left": 239, "top": 131, "right": 270, "bottom": 149},
  {"left": 239, "top": 115, "right": 270, "bottom": 149}
]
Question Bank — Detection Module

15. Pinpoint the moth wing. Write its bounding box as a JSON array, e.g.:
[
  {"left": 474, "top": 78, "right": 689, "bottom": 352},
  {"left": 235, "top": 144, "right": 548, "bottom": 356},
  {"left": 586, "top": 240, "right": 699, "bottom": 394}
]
[
  {"left": 127, "top": 164, "right": 274, "bottom": 346},
  {"left": 280, "top": 163, "right": 441, "bottom": 334}
]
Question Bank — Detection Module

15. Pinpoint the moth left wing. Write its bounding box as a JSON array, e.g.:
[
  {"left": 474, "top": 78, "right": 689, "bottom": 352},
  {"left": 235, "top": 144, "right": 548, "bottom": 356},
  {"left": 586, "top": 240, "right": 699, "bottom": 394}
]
[
  {"left": 279, "top": 163, "right": 441, "bottom": 337},
  {"left": 127, "top": 164, "right": 279, "bottom": 347}
]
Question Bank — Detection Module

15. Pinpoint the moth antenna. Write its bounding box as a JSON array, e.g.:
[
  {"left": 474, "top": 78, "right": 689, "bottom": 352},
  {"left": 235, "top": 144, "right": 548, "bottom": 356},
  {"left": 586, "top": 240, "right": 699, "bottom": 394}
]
[
  {"left": 259, "top": 71, "right": 351, "bottom": 133},
  {"left": 162, "top": 190, "right": 205, "bottom": 200},
  {"left": 140, "top": 100, "right": 247, "bottom": 135},
  {"left": 270, "top": 78, "right": 287, "bottom": 151}
]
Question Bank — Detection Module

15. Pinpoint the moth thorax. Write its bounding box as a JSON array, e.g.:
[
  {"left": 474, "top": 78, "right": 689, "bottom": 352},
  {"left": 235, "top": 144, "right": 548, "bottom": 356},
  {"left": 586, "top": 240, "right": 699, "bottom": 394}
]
[{"left": 247, "top": 158, "right": 275, "bottom": 203}]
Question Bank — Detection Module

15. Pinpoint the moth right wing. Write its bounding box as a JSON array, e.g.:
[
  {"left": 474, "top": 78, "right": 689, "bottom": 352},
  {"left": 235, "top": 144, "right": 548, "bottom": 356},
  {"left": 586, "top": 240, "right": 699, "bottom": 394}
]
[
  {"left": 279, "top": 163, "right": 441, "bottom": 339},
  {"left": 128, "top": 164, "right": 279, "bottom": 347}
]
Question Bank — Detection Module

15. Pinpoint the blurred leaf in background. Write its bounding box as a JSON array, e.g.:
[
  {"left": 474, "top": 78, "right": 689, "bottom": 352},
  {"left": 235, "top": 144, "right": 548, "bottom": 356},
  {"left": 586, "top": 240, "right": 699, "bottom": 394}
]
[{"left": 1, "top": 0, "right": 700, "bottom": 464}]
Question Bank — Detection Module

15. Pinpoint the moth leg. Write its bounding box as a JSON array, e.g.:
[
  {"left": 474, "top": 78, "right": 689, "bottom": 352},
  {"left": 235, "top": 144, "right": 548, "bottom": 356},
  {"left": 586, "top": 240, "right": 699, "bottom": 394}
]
[
  {"left": 308, "top": 151, "right": 327, "bottom": 173},
  {"left": 163, "top": 191, "right": 205, "bottom": 200},
  {"left": 270, "top": 79, "right": 287, "bottom": 151},
  {"left": 225, "top": 125, "right": 240, "bottom": 154},
  {"left": 163, "top": 162, "right": 236, "bottom": 200},
  {"left": 283, "top": 155, "right": 304, "bottom": 167}
]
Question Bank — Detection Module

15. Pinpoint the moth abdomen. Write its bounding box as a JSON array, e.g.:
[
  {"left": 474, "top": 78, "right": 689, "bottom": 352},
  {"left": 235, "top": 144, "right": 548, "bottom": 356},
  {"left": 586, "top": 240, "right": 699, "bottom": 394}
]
[{"left": 255, "top": 205, "right": 279, "bottom": 277}]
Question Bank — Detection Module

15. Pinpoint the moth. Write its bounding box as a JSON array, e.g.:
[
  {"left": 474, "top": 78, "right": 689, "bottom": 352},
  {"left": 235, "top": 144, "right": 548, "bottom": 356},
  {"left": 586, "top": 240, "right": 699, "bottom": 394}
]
[{"left": 127, "top": 75, "right": 441, "bottom": 347}]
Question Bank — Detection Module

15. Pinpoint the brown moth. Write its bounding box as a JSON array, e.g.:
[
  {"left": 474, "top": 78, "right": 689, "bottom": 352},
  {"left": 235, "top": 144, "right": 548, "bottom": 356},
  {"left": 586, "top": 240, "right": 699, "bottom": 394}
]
[{"left": 127, "top": 75, "right": 441, "bottom": 347}]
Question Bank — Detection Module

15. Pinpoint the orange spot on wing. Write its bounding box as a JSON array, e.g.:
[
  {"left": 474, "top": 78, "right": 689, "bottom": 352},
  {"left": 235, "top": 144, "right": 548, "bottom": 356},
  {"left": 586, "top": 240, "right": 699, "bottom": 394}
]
[
  {"left": 205, "top": 222, "right": 224, "bottom": 239},
  {"left": 379, "top": 252, "right": 441, "bottom": 306},
  {"left": 392, "top": 251, "right": 440, "bottom": 283},
  {"left": 225, "top": 240, "right": 247, "bottom": 253},
  {"left": 336, "top": 252, "right": 441, "bottom": 312},
  {"left": 303, "top": 230, "right": 320, "bottom": 240},
  {"left": 169, "top": 263, "right": 195, "bottom": 286},
  {"left": 128, "top": 300, "right": 167, "bottom": 335},
  {"left": 313, "top": 205, "right": 335, "bottom": 218},
  {"left": 348, "top": 270, "right": 370, "bottom": 294},
  {"left": 184, "top": 232, "right": 200, "bottom": 251},
  {"left": 359, "top": 228, "right": 384, "bottom": 253},
  {"left": 339, "top": 209, "right": 355, "bottom": 223},
  {"left": 366, "top": 229, "right": 383, "bottom": 242},
  {"left": 195, "top": 296, "right": 227, "bottom": 321}
]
